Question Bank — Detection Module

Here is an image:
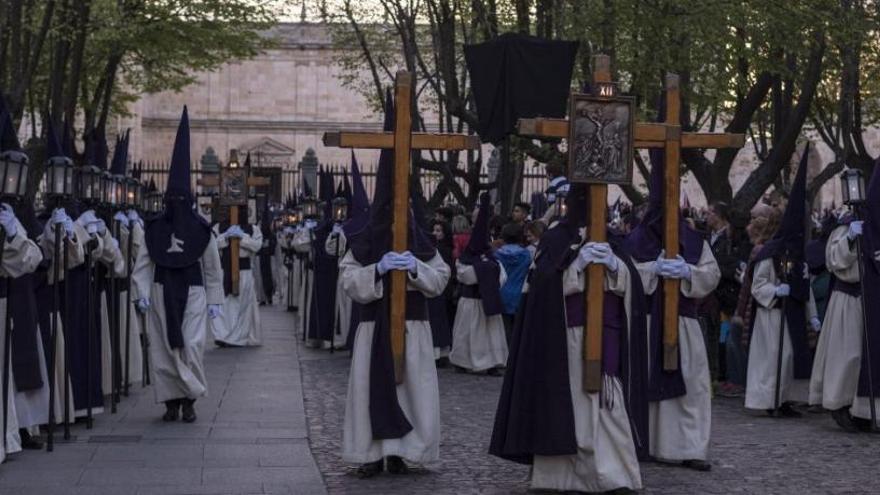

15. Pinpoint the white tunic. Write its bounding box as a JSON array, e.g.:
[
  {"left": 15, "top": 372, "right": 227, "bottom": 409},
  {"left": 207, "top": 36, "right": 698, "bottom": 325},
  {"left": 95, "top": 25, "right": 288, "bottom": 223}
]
[
  {"left": 131, "top": 234, "right": 223, "bottom": 403},
  {"left": 341, "top": 251, "right": 450, "bottom": 464},
  {"left": 636, "top": 242, "right": 720, "bottom": 462},
  {"left": 449, "top": 262, "right": 509, "bottom": 372},
  {"left": 115, "top": 222, "right": 145, "bottom": 388},
  {"left": 809, "top": 226, "right": 880, "bottom": 422},
  {"left": 325, "top": 232, "right": 352, "bottom": 348},
  {"left": 88, "top": 226, "right": 125, "bottom": 398},
  {"left": 293, "top": 228, "right": 316, "bottom": 344},
  {"left": 746, "top": 259, "right": 817, "bottom": 410},
  {"left": 2, "top": 221, "right": 44, "bottom": 461},
  {"left": 210, "top": 224, "right": 263, "bottom": 346},
  {"left": 531, "top": 257, "right": 642, "bottom": 492}
]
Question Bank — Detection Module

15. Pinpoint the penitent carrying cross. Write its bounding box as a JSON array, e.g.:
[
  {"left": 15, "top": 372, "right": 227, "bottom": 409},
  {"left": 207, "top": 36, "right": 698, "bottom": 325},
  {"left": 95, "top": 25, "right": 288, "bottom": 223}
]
[
  {"left": 323, "top": 71, "right": 480, "bottom": 384},
  {"left": 518, "top": 55, "right": 745, "bottom": 392}
]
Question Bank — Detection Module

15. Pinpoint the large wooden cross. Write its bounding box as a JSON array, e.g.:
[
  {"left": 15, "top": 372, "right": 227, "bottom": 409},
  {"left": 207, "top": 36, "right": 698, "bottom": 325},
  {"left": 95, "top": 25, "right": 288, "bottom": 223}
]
[
  {"left": 323, "top": 71, "right": 480, "bottom": 383},
  {"left": 519, "top": 56, "right": 745, "bottom": 385},
  {"left": 198, "top": 150, "right": 269, "bottom": 296}
]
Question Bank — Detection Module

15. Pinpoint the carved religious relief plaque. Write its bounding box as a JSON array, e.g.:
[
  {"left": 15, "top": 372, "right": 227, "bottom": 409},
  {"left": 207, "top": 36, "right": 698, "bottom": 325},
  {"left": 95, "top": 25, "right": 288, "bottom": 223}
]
[
  {"left": 568, "top": 93, "right": 635, "bottom": 185},
  {"left": 219, "top": 167, "right": 248, "bottom": 206}
]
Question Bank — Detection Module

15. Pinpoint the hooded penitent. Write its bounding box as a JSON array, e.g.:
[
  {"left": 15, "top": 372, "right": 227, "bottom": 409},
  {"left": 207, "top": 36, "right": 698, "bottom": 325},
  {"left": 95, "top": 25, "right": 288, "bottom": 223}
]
[
  {"left": 347, "top": 89, "right": 436, "bottom": 440},
  {"left": 753, "top": 146, "right": 813, "bottom": 379},
  {"left": 624, "top": 102, "right": 704, "bottom": 402},
  {"left": 109, "top": 129, "right": 131, "bottom": 177},
  {"left": 342, "top": 152, "right": 371, "bottom": 350},
  {"left": 459, "top": 192, "right": 503, "bottom": 316},
  {"left": 144, "top": 106, "right": 211, "bottom": 349},
  {"left": 854, "top": 160, "right": 880, "bottom": 398},
  {"left": 258, "top": 199, "right": 276, "bottom": 301},
  {"left": 0, "top": 97, "right": 44, "bottom": 393},
  {"left": 489, "top": 183, "right": 650, "bottom": 462},
  {"left": 305, "top": 167, "right": 340, "bottom": 343}
]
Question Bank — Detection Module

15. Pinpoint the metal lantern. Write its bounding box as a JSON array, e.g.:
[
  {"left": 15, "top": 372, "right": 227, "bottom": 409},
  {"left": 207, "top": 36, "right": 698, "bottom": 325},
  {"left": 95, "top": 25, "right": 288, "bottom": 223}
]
[
  {"left": 77, "top": 165, "right": 105, "bottom": 204},
  {"left": 125, "top": 177, "right": 141, "bottom": 208},
  {"left": 840, "top": 168, "right": 866, "bottom": 206},
  {"left": 101, "top": 172, "right": 120, "bottom": 207},
  {"left": 228, "top": 149, "right": 240, "bottom": 169},
  {"left": 332, "top": 197, "right": 349, "bottom": 223},
  {"left": 301, "top": 198, "right": 321, "bottom": 220},
  {"left": 45, "top": 155, "right": 74, "bottom": 198},
  {"left": 0, "top": 150, "right": 29, "bottom": 198},
  {"left": 145, "top": 186, "right": 164, "bottom": 214}
]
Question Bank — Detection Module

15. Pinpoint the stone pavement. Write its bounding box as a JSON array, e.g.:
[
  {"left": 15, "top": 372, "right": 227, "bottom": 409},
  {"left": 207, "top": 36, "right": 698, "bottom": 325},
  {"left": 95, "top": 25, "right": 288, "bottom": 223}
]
[
  {"left": 300, "top": 343, "right": 880, "bottom": 494},
  {"left": 0, "top": 305, "right": 324, "bottom": 495}
]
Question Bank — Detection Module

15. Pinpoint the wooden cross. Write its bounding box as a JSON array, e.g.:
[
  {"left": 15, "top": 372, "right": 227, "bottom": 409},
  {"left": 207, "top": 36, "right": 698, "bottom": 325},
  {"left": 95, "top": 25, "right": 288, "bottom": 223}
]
[
  {"left": 323, "top": 71, "right": 480, "bottom": 383},
  {"left": 518, "top": 56, "right": 745, "bottom": 382},
  {"left": 198, "top": 150, "right": 270, "bottom": 296}
]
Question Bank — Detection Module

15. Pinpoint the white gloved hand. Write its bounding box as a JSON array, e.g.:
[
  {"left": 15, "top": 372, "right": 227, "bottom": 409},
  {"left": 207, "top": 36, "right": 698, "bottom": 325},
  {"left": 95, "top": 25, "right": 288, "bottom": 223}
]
[
  {"left": 224, "top": 225, "right": 244, "bottom": 239},
  {"left": 86, "top": 222, "right": 98, "bottom": 235},
  {"left": 47, "top": 208, "right": 73, "bottom": 239},
  {"left": 652, "top": 250, "right": 667, "bottom": 275},
  {"left": 398, "top": 251, "right": 418, "bottom": 274},
  {"left": 61, "top": 217, "right": 75, "bottom": 239},
  {"left": 111, "top": 237, "right": 120, "bottom": 251},
  {"left": 79, "top": 209, "right": 98, "bottom": 225},
  {"left": 127, "top": 209, "right": 143, "bottom": 227},
  {"left": 136, "top": 298, "right": 151, "bottom": 313},
  {"left": 665, "top": 255, "right": 692, "bottom": 280},
  {"left": 810, "top": 316, "right": 822, "bottom": 332},
  {"left": 207, "top": 304, "right": 223, "bottom": 319},
  {"left": 95, "top": 219, "right": 107, "bottom": 236},
  {"left": 113, "top": 211, "right": 130, "bottom": 228},
  {"left": 282, "top": 226, "right": 295, "bottom": 236},
  {"left": 774, "top": 284, "right": 791, "bottom": 297},
  {"left": 735, "top": 262, "right": 747, "bottom": 284},
  {"left": 376, "top": 252, "right": 399, "bottom": 275},
  {"left": 573, "top": 243, "right": 598, "bottom": 271},
  {"left": 304, "top": 219, "right": 317, "bottom": 230},
  {"left": 332, "top": 223, "right": 344, "bottom": 235},
  {"left": 588, "top": 242, "right": 618, "bottom": 272},
  {"left": 0, "top": 203, "right": 18, "bottom": 238},
  {"left": 847, "top": 221, "right": 864, "bottom": 240}
]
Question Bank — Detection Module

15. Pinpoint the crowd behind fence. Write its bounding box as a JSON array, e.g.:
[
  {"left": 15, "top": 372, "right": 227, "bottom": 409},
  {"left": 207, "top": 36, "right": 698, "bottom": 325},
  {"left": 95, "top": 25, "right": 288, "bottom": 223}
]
[{"left": 134, "top": 161, "right": 549, "bottom": 207}]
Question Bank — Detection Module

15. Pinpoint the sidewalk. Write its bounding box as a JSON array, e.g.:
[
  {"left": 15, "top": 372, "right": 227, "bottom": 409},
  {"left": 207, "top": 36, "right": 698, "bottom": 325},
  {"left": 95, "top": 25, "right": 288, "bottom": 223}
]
[{"left": 0, "top": 305, "right": 325, "bottom": 495}]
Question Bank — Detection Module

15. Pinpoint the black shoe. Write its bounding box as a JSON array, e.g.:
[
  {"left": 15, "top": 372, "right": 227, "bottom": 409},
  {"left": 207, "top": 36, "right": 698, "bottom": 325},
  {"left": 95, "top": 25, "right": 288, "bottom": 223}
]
[
  {"left": 356, "top": 460, "right": 384, "bottom": 478},
  {"left": 486, "top": 367, "right": 503, "bottom": 377},
  {"left": 778, "top": 403, "right": 803, "bottom": 418},
  {"left": 435, "top": 357, "right": 450, "bottom": 369},
  {"left": 605, "top": 488, "right": 637, "bottom": 495},
  {"left": 162, "top": 400, "right": 180, "bottom": 422},
  {"left": 385, "top": 456, "right": 409, "bottom": 475},
  {"left": 851, "top": 416, "right": 877, "bottom": 433},
  {"left": 216, "top": 341, "right": 229, "bottom": 348},
  {"left": 19, "top": 429, "right": 43, "bottom": 450},
  {"left": 831, "top": 407, "right": 859, "bottom": 432},
  {"left": 682, "top": 459, "right": 711, "bottom": 471},
  {"left": 454, "top": 365, "right": 468, "bottom": 374},
  {"left": 181, "top": 399, "right": 197, "bottom": 423}
]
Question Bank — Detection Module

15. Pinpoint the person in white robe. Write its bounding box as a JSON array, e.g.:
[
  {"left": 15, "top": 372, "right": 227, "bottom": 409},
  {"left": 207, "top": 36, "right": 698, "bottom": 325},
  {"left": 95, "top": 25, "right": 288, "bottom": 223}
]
[
  {"left": 341, "top": 249, "right": 450, "bottom": 475},
  {"left": 530, "top": 242, "right": 642, "bottom": 492},
  {"left": 636, "top": 242, "right": 720, "bottom": 470},
  {"left": 809, "top": 222, "right": 880, "bottom": 430},
  {"left": 292, "top": 220, "right": 318, "bottom": 344},
  {"left": 278, "top": 226, "right": 299, "bottom": 311},
  {"left": 746, "top": 258, "right": 819, "bottom": 415},
  {"left": 449, "top": 262, "right": 508, "bottom": 374},
  {"left": 109, "top": 209, "right": 145, "bottom": 391},
  {"left": 211, "top": 222, "right": 262, "bottom": 346},
  {"left": 131, "top": 106, "right": 224, "bottom": 423},
  {"left": 325, "top": 225, "right": 352, "bottom": 349},
  {"left": 0, "top": 204, "right": 45, "bottom": 461}
]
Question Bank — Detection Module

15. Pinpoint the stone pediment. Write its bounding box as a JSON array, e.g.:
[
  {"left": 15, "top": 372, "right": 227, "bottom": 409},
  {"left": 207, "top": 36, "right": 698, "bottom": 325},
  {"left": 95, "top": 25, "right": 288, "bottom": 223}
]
[{"left": 238, "top": 137, "right": 296, "bottom": 157}]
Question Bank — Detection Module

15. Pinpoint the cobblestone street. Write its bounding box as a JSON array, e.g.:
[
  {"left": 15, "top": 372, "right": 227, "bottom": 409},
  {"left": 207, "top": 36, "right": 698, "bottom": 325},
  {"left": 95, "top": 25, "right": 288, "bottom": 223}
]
[
  {"left": 2, "top": 304, "right": 878, "bottom": 494},
  {"left": 300, "top": 338, "right": 880, "bottom": 494}
]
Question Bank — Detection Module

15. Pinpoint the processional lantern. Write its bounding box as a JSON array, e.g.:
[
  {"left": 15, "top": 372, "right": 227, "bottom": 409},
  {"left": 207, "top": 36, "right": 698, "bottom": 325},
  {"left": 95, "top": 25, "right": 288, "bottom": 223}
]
[
  {"left": 76, "top": 164, "right": 105, "bottom": 205},
  {"left": 300, "top": 198, "right": 322, "bottom": 220},
  {"left": 124, "top": 177, "right": 141, "bottom": 208},
  {"left": 102, "top": 172, "right": 120, "bottom": 207},
  {"left": 332, "top": 197, "right": 349, "bottom": 223},
  {"left": 145, "top": 185, "right": 163, "bottom": 213},
  {"left": 282, "top": 207, "right": 301, "bottom": 227},
  {"left": 841, "top": 168, "right": 866, "bottom": 206},
  {"left": 0, "top": 150, "right": 29, "bottom": 199},
  {"left": 45, "top": 154, "right": 74, "bottom": 199}
]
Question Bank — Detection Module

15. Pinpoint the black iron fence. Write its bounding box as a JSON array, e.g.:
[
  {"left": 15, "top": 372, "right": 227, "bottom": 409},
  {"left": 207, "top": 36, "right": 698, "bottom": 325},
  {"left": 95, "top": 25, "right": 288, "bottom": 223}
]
[{"left": 136, "top": 161, "right": 548, "bottom": 207}]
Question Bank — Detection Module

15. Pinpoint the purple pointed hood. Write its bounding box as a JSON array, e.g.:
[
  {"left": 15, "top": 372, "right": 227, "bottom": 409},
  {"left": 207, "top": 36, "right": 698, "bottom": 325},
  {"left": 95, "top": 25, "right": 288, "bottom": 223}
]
[{"left": 343, "top": 151, "right": 371, "bottom": 236}]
